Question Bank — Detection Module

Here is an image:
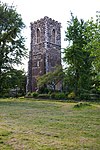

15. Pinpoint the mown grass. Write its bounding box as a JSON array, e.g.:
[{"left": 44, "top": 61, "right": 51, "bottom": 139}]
[{"left": 0, "top": 98, "right": 100, "bottom": 150}]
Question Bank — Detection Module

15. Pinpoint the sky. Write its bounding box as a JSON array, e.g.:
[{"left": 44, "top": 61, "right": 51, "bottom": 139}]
[{"left": 2, "top": 0, "right": 100, "bottom": 71}]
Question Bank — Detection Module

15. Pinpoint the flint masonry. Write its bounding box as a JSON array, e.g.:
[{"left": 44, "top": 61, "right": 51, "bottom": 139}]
[{"left": 27, "top": 16, "right": 61, "bottom": 92}]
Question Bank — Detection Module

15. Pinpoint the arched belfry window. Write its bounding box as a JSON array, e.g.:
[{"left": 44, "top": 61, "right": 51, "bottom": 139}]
[
  {"left": 37, "top": 28, "right": 40, "bottom": 43},
  {"left": 52, "top": 29, "right": 55, "bottom": 43}
]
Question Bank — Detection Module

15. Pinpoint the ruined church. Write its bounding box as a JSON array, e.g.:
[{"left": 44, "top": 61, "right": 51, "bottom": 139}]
[{"left": 27, "top": 16, "right": 61, "bottom": 92}]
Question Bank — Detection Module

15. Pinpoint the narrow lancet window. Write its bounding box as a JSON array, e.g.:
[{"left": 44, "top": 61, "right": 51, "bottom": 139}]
[
  {"left": 37, "top": 28, "right": 40, "bottom": 43},
  {"left": 52, "top": 29, "right": 55, "bottom": 43}
]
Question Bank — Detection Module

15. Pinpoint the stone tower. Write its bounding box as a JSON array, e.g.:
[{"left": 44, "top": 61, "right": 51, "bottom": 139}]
[{"left": 27, "top": 16, "right": 61, "bottom": 92}]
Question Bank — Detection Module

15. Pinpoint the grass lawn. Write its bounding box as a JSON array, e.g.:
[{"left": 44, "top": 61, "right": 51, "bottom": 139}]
[{"left": 0, "top": 98, "right": 100, "bottom": 150}]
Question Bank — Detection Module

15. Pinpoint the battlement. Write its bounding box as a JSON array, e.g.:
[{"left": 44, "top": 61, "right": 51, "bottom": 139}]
[{"left": 30, "top": 16, "right": 61, "bottom": 27}]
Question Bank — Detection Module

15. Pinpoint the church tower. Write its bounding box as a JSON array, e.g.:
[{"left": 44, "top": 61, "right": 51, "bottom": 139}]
[{"left": 27, "top": 16, "right": 61, "bottom": 92}]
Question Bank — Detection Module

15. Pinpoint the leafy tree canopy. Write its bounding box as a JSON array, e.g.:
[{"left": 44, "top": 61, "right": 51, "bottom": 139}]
[
  {"left": 63, "top": 13, "right": 100, "bottom": 96},
  {"left": 0, "top": 2, "right": 27, "bottom": 94}
]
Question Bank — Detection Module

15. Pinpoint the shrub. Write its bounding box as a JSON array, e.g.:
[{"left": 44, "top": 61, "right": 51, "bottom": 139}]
[
  {"left": 50, "top": 92, "right": 66, "bottom": 100},
  {"left": 31, "top": 92, "right": 38, "bottom": 98},
  {"left": 2, "top": 92, "right": 10, "bottom": 98},
  {"left": 25, "top": 92, "right": 32, "bottom": 98},
  {"left": 55, "top": 93, "right": 66, "bottom": 100},
  {"left": 50, "top": 93, "right": 56, "bottom": 99},
  {"left": 26, "top": 92, "right": 31, "bottom": 96},
  {"left": 67, "top": 92, "right": 76, "bottom": 99},
  {"left": 79, "top": 93, "right": 90, "bottom": 100}
]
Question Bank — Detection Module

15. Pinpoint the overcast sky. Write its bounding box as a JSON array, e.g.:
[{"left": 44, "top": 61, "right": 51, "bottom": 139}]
[{"left": 3, "top": 0, "right": 100, "bottom": 71}]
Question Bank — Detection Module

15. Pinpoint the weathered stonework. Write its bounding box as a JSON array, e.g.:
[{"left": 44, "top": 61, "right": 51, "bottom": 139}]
[{"left": 26, "top": 16, "right": 61, "bottom": 92}]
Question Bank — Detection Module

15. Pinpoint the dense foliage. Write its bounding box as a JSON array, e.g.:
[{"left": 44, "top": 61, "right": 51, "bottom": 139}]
[
  {"left": 37, "top": 66, "right": 64, "bottom": 92},
  {"left": 63, "top": 13, "right": 100, "bottom": 98},
  {"left": 0, "top": 2, "right": 27, "bottom": 95},
  {"left": 0, "top": 69, "right": 26, "bottom": 97}
]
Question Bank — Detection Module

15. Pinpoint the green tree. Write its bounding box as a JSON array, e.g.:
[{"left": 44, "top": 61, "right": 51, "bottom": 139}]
[
  {"left": 83, "top": 19, "right": 100, "bottom": 91},
  {"left": 2, "top": 69, "right": 26, "bottom": 97},
  {"left": 37, "top": 66, "right": 64, "bottom": 92},
  {"left": 63, "top": 13, "right": 94, "bottom": 96},
  {"left": 0, "top": 2, "right": 27, "bottom": 94}
]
